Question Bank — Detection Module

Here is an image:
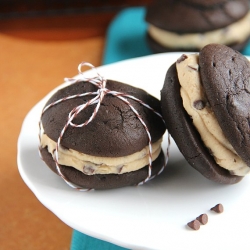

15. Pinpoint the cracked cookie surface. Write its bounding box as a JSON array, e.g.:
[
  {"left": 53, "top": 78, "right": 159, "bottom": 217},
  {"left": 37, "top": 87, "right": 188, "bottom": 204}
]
[{"left": 42, "top": 80, "right": 166, "bottom": 157}]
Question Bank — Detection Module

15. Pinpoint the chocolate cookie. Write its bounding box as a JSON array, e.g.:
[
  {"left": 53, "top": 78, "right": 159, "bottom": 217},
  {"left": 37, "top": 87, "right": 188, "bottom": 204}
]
[
  {"left": 40, "top": 78, "right": 166, "bottom": 190},
  {"left": 161, "top": 43, "right": 250, "bottom": 184},
  {"left": 146, "top": 33, "right": 250, "bottom": 53},
  {"left": 145, "top": 0, "right": 250, "bottom": 52},
  {"left": 199, "top": 44, "right": 250, "bottom": 166},
  {"left": 42, "top": 80, "right": 165, "bottom": 157}
]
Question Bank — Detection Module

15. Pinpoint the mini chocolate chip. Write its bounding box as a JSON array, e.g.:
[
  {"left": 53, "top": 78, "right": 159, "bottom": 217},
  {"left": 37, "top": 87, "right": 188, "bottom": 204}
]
[
  {"left": 177, "top": 54, "right": 188, "bottom": 63},
  {"left": 207, "top": 147, "right": 214, "bottom": 156},
  {"left": 187, "top": 219, "right": 200, "bottom": 230},
  {"left": 196, "top": 214, "right": 208, "bottom": 225},
  {"left": 210, "top": 204, "right": 224, "bottom": 213},
  {"left": 188, "top": 64, "right": 199, "bottom": 71},
  {"left": 118, "top": 165, "right": 124, "bottom": 174},
  {"left": 193, "top": 100, "right": 205, "bottom": 110}
]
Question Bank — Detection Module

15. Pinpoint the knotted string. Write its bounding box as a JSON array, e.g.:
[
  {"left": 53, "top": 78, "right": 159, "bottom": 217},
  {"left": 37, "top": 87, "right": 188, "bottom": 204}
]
[{"left": 39, "top": 62, "right": 169, "bottom": 191}]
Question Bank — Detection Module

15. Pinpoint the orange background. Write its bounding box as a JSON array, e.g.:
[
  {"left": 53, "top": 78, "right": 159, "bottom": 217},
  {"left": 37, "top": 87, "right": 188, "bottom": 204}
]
[{"left": 0, "top": 3, "right": 151, "bottom": 248}]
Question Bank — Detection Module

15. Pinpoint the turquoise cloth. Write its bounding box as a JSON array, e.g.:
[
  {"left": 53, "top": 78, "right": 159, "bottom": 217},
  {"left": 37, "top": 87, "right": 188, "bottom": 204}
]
[
  {"left": 103, "top": 7, "right": 150, "bottom": 65},
  {"left": 243, "top": 42, "right": 250, "bottom": 56},
  {"left": 71, "top": 6, "right": 250, "bottom": 250},
  {"left": 71, "top": 230, "right": 129, "bottom": 250},
  {"left": 102, "top": 7, "right": 250, "bottom": 65}
]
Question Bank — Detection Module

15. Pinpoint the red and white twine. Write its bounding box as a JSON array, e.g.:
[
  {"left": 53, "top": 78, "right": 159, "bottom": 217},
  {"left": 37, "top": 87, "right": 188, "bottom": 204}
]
[{"left": 39, "top": 62, "right": 169, "bottom": 191}]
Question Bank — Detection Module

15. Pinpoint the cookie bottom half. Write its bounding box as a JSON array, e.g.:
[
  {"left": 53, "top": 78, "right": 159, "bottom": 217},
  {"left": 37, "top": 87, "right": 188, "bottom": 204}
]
[{"left": 40, "top": 147, "right": 166, "bottom": 190}]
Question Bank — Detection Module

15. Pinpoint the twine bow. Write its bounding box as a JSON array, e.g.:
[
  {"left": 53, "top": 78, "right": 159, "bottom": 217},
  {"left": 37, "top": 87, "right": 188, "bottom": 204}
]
[{"left": 40, "top": 62, "right": 169, "bottom": 191}]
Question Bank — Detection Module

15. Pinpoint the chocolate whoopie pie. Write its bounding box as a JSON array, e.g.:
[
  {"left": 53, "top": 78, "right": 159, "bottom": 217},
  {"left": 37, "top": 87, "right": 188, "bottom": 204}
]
[
  {"left": 145, "top": 0, "right": 250, "bottom": 53},
  {"left": 39, "top": 79, "right": 166, "bottom": 190},
  {"left": 161, "top": 43, "right": 250, "bottom": 184}
]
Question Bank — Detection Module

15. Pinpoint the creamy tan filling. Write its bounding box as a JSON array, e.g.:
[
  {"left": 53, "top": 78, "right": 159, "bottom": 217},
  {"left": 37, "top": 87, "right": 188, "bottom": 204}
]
[
  {"left": 148, "top": 11, "right": 250, "bottom": 49},
  {"left": 40, "top": 133, "right": 162, "bottom": 175},
  {"left": 176, "top": 54, "right": 249, "bottom": 176}
]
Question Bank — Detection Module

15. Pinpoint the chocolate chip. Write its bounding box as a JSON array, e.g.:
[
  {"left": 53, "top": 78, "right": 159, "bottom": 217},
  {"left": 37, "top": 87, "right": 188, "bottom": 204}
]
[
  {"left": 177, "top": 54, "right": 188, "bottom": 63},
  {"left": 210, "top": 203, "right": 224, "bottom": 213},
  {"left": 118, "top": 165, "right": 124, "bottom": 174},
  {"left": 193, "top": 100, "right": 205, "bottom": 110},
  {"left": 207, "top": 147, "right": 214, "bottom": 156},
  {"left": 188, "top": 64, "right": 199, "bottom": 71},
  {"left": 187, "top": 219, "right": 200, "bottom": 230},
  {"left": 196, "top": 214, "right": 208, "bottom": 225}
]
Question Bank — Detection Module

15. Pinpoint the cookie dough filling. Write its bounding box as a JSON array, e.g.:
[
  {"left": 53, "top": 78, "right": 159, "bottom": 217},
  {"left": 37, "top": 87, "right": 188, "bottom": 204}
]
[
  {"left": 148, "top": 11, "right": 250, "bottom": 49},
  {"left": 40, "top": 133, "right": 162, "bottom": 175},
  {"left": 176, "top": 54, "right": 249, "bottom": 176}
]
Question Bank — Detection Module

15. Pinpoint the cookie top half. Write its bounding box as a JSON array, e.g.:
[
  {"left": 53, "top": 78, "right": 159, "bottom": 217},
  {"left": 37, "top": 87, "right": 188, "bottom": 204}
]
[
  {"left": 41, "top": 80, "right": 166, "bottom": 158},
  {"left": 145, "top": 0, "right": 249, "bottom": 33},
  {"left": 199, "top": 44, "right": 250, "bottom": 166}
]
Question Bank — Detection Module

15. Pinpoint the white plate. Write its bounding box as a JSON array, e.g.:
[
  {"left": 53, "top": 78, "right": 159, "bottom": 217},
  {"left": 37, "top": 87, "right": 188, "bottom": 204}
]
[{"left": 17, "top": 53, "right": 250, "bottom": 250}]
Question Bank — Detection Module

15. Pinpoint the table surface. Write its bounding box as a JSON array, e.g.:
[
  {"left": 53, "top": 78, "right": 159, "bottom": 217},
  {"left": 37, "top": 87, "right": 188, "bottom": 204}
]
[{"left": 0, "top": 10, "right": 119, "bottom": 250}]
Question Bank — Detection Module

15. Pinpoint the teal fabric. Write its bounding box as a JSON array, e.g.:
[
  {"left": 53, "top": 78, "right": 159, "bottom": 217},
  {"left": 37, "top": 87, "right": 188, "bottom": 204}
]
[
  {"left": 71, "top": 6, "right": 250, "bottom": 250},
  {"left": 102, "top": 7, "right": 250, "bottom": 65},
  {"left": 102, "top": 7, "right": 151, "bottom": 65},
  {"left": 71, "top": 230, "right": 129, "bottom": 250},
  {"left": 243, "top": 42, "right": 250, "bottom": 56}
]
